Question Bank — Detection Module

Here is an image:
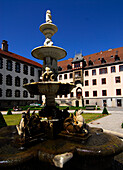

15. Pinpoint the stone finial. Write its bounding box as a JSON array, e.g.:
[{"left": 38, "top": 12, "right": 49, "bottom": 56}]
[{"left": 46, "top": 10, "right": 52, "bottom": 23}]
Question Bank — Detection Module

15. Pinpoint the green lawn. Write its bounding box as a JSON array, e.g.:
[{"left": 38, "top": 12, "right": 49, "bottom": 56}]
[
  {"left": 3, "top": 114, "right": 22, "bottom": 126},
  {"left": 3, "top": 113, "right": 107, "bottom": 126}
]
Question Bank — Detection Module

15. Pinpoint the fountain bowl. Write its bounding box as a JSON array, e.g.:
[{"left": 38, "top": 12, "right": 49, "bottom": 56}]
[
  {"left": 23, "top": 81, "right": 75, "bottom": 96},
  {"left": 31, "top": 46, "right": 67, "bottom": 60}
]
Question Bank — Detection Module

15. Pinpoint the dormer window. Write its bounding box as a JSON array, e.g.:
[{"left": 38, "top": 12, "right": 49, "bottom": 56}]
[
  {"left": 101, "top": 57, "right": 106, "bottom": 63},
  {"left": 67, "top": 64, "right": 72, "bottom": 70},
  {"left": 88, "top": 60, "right": 93, "bottom": 66},
  {"left": 115, "top": 55, "right": 120, "bottom": 61},
  {"left": 58, "top": 66, "right": 62, "bottom": 71},
  {"left": 74, "top": 62, "right": 80, "bottom": 68}
]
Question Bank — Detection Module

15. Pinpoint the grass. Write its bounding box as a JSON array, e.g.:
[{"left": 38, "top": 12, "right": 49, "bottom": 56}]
[
  {"left": 3, "top": 113, "right": 107, "bottom": 126},
  {"left": 82, "top": 113, "right": 107, "bottom": 123},
  {"left": 3, "top": 114, "right": 22, "bottom": 126}
]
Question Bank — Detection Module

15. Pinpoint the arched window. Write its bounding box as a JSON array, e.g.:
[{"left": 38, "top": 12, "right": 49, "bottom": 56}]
[
  {"left": 6, "top": 60, "right": 12, "bottom": 71},
  {"left": 6, "top": 75, "right": 12, "bottom": 86},
  {"left": 23, "top": 78, "right": 28, "bottom": 84},
  {"left": 6, "top": 89, "right": 12, "bottom": 97},
  {"left": 0, "top": 74, "right": 3, "bottom": 85},
  {"left": 76, "top": 87, "right": 82, "bottom": 99},
  {"left": 23, "top": 90, "right": 28, "bottom": 98},
  {"left": 15, "top": 76, "right": 20, "bottom": 87},
  {"left": 0, "top": 57, "right": 3, "bottom": 69},
  {"left": 0, "top": 88, "right": 2, "bottom": 97},
  {"left": 30, "top": 79, "right": 34, "bottom": 83},
  {"left": 15, "top": 90, "right": 20, "bottom": 97}
]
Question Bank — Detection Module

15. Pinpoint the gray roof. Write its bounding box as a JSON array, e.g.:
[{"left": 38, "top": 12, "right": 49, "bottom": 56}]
[{"left": 72, "top": 53, "right": 83, "bottom": 63}]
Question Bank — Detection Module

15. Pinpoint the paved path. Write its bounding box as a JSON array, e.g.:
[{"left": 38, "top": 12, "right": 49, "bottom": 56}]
[{"left": 88, "top": 112, "right": 123, "bottom": 136}]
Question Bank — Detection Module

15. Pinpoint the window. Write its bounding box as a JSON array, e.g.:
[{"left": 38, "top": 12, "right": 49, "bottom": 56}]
[
  {"left": 74, "top": 62, "right": 80, "bottom": 68},
  {"left": 0, "top": 88, "right": 2, "bottom": 97},
  {"left": 70, "top": 92, "right": 73, "bottom": 97},
  {"left": 85, "top": 71, "right": 89, "bottom": 76},
  {"left": 75, "top": 71, "right": 81, "bottom": 77},
  {"left": 6, "top": 89, "right": 12, "bottom": 97},
  {"left": 86, "top": 100, "right": 89, "bottom": 104},
  {"left": 6, "top": 60, "right": 12, "bottom": 71},
  {"left": 6, "top": 75, "right": 12, "bottom": 86},
  {"left": 85, "top": 91, "right": 89, "bottom": 97},
  {"left": 116, "top": 89, "right": 121, "bottom": 95},
  {"left": 30, "top": 79, "right": 34, "bottom": 83},
  {"left": 23, "top": 65, "right": 28, "bottom": 75},
  {"left": 30, "top": 67, "right": 34, "bottom": 76},
  {"left": 0, "top": 57, "right": 3, "bottom": 69},
  {"left": 67, "top": 64, "right": 72, "bottom": 70},
  {"left": 23, "top": 90, "right": 28, "bottom": 98},
  {"left": 23, "top": 78, "right": 28, "bottom": 84},
  {"left": 38, "top": 70, "right": 42, "bottom": 80},
  {"left": 119, "top": 65, "right": 123, "bottom": 72},
  {"left": 111, "top": 66, "right": 115, "bottom": 73},
  {"left": 15, "top": 62, "right": 20, "bottom": 73},
  {"left": 101, "top": 58, "right": 106, "bottom": 63},
  {"left": 93, "top": 91, "right": 97, "bottom": 97},
  {"left": 30, "top": 94, "right": 34, "bottom": 98},
  {"left": 69, "top": 73, "right": 73, "bottom": 79},
  {"left": 102, "top": 90, "right": 107, "bottom": 96},
  {"left": 59, "top": 75, "right": 62, "bottom": 80},
  {"left": 64, "top": 74, "right": 67, "bottom": 79},
  {"left": 0, "top": 74, "right": 3, "bottom": 85},
  {"left": 88, "top": 60, "right": 93, "bottom": 66},
  {"left": 76, "top": 87, "right": 82, "bottom": 98},
  {"left": 15, "top": 77, "right": 20, "bottom": 87},
  {"left": 92, "top": 79, "right": 97, "bottom": 85},
  {"left": 15, "top": 90, "right": 20, "bottom": 97},
  {"left": 58, "top": 66, "right": 62, "bottom": 71},
  {"left": 115, "top": 76, "right": 120, "bottom": 83},
  {"left": 92, "top": 69, "right": 96, "bottom": 75},
  {"left": 101, "top": 78, "right": 106, "bottom": 84},
  {"left": 115, "top": 55, "right": 120, "bottom": 61},
  {"left": 85, "top": 80, "right": 89, "bottom": 86},
  {"left": 99, "top": 68, "right": 107, "bottom": 74},
  {"left": 65, "top": 94, "right": 67, "bottom": 98}
]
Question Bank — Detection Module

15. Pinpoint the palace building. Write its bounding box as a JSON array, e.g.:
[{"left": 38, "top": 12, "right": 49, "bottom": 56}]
[
  {"left": 56, "top": 47, "right": 123, "bottom": 108},
  {"left": 0, "top": 40, "right": 42, "bottom": 109}
]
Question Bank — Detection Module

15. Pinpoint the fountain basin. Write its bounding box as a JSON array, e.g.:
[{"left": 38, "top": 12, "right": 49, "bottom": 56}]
[
  {"left": 23, "top": 82, "right": 75, "bottom": 96},
  {"left": 31, "top": 46, "right": 67, "bottom": 60},
  {"left": 0, "top": 126, "right": 123, "bottom": 170}
]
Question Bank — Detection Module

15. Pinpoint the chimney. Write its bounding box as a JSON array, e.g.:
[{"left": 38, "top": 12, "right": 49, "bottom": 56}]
[{"left": 1, "top": 40, "right": 8, "bottom": 51}]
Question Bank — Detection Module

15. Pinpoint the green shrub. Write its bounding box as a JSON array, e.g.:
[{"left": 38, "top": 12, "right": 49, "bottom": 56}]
[
  {"left": 7, "top": 109, "right": 12, "bottom": 115},
  {"left": 102, "top": 107, "right": 109, "bottom": 114},
  {"left": 121, "top": 123, "right": 123, "bottom": 128},
  {"left": 0, "top": 112, "right": 7, "bottom": 128}
]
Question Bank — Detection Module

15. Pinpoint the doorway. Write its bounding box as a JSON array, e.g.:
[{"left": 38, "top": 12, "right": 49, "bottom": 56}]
[
  {"left": 76, "top": 100, "right": 79, "bottom": 107},
  {"left": 117, "top": 99, "right": 122, "bottom": 107}
]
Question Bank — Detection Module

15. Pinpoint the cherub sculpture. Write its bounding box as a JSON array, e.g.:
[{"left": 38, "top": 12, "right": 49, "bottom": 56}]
[{"left": 42, "top": 67, "right": 54, "bottom": 81}]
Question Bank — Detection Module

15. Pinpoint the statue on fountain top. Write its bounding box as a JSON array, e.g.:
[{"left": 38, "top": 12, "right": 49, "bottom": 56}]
[{"left": 46, "top": 10, "right": 52, "bottom": 23}]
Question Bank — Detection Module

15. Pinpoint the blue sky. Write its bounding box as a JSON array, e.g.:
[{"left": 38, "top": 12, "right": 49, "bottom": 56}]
[{"left": 0, "top": 0, "right": 123, "bottom": 64}]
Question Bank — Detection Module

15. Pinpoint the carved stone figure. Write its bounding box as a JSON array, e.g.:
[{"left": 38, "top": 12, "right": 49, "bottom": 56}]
[
  {"left": 46, "top": 10, "right": 52, "bottom": 23},
  {"left": 42, "top": 67, "right": 54, "bottom": 81},
  {"left": 44, "top": 37, "right": 53, "bottom": 46}
]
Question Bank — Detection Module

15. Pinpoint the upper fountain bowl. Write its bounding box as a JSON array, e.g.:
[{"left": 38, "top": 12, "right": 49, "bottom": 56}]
[
  {"left": 40, "top": 23, "right": 58, "bottom": 36},
  {"left": 31, "top": 46, "right": 67, "bottom": 60}
]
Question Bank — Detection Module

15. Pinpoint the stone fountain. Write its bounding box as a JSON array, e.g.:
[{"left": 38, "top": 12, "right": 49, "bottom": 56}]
[{"left": 0, "top": 10, "right": 123, "bottom": 170}]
